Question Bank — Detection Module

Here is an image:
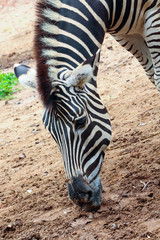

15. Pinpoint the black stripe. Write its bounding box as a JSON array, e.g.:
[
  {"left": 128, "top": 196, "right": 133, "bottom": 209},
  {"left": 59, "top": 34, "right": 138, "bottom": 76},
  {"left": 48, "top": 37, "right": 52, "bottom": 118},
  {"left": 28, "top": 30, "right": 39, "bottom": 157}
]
[
  {"left": 111, "top": 0, "right": 123, "bottom": 28},
  {"left": 82, "top": 139, "right": 108, "bottom": 176},
  {"left": 61, "top": 4, "right": 104, "bottom": 45},
  {"left": 89, "top": 153, "right": 104, "bottom": 184},
  {"left": 128, "top": 0, "right": 138, "bottom": 32},
  {"left": 145, "top": 0, "right": 157, "bottom": 13},
  {"left": 111, "top": 0, "right": 132, "bottom": 33},
  {"left": 82, "top": 130, "right": 102, "bottom": 158}
]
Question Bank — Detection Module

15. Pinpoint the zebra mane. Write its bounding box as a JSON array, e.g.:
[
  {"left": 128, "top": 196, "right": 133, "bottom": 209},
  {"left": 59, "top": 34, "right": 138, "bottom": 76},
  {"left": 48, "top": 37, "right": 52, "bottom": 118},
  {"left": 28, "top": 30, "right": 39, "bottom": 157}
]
[{"left": 34, "top": 0, "right": 62, "bottom": 105}]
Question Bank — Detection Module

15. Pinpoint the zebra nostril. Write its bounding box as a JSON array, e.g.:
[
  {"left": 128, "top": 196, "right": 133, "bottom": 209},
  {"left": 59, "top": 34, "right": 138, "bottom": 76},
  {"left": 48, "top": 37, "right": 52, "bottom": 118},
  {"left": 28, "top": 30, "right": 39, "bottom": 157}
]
[{"left": 87, "top": 190, "right": 92, "bottom": 201}]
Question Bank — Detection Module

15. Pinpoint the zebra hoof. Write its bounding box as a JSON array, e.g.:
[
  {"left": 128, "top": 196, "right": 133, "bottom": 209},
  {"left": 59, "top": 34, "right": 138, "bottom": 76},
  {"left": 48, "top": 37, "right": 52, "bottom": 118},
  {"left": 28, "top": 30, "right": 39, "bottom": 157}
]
[{"left": 67, "top": 175, "right": 102, "bottom": 211}]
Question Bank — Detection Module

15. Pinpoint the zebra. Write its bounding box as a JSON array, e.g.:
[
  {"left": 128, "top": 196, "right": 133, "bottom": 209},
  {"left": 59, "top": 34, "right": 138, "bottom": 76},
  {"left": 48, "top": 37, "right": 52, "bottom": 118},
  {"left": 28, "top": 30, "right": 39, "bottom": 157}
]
[{"left": 14, "top": 0, "right": 159, "bottom": 211}]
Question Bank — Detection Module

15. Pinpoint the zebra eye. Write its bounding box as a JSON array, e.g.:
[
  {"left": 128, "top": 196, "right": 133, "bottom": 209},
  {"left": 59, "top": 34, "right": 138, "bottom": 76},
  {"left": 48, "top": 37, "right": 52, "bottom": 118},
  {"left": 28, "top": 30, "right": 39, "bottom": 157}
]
[{"left": 75, "top": 116, "right": 87, "bottom": 130}]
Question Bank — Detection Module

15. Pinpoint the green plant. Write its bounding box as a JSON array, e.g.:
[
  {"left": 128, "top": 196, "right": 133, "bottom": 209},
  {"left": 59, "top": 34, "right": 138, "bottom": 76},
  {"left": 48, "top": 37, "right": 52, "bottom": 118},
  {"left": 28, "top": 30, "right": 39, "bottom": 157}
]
[{"left": 0, "top": 71, "right": 21, "bottom": 100}]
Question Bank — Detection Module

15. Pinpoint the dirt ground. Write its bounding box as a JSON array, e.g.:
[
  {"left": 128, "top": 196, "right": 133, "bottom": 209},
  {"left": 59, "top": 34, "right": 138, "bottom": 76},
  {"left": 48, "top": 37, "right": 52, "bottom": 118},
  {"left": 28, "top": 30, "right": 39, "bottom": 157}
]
[{"left": 0, "top": 1, "right": 160, "bottom": 239}]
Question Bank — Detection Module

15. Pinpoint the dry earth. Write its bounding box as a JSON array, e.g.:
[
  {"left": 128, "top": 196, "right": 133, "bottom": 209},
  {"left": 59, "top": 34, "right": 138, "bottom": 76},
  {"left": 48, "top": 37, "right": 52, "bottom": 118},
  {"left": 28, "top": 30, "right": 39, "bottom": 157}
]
[{"left": 0, "top": 1, "right": 160, "bottom": 239}]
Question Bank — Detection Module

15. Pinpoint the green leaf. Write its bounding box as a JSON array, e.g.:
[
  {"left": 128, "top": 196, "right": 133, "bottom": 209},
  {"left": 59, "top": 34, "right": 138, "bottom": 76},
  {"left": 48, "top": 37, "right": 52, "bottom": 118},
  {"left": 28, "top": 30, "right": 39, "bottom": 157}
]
[{"left": 0, "top": 72, "right": 22, "bottom": 100}]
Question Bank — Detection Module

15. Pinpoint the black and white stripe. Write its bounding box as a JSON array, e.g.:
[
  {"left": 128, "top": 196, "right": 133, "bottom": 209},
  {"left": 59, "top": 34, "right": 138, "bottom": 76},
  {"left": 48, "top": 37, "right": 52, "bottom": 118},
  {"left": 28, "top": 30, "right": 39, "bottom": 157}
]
[
  {"left": 42, "top": 84, "right": 111, "bottom": 183},
  {"left": 35, "top": 0, "right": 160, "bottom": 193},
  {"left": 36, "top": 0, "right": 160, "bottom": 94},
  {"left": 14, "top": 0, "right": 160, "bottom": 209},
  {"left": 105, "top": 0, "right": 160, "bottom": 90}
]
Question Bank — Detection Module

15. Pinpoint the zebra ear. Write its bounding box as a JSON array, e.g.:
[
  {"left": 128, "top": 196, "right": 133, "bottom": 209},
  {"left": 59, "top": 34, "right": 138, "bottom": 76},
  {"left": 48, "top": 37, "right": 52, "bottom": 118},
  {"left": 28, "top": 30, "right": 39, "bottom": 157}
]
[
  {"left": 65, "top": 49, "right": 101, "bottom": 88},
  {"left": 14, "top": 64, "right": 37, "bottom": 88}
]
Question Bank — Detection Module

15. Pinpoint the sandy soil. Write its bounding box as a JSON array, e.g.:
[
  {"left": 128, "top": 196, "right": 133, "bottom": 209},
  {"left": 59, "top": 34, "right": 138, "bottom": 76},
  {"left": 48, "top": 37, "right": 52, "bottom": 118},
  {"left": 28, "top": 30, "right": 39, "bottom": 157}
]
[{"left": 0, "top": 1, "right": 160, "bottom": 239}]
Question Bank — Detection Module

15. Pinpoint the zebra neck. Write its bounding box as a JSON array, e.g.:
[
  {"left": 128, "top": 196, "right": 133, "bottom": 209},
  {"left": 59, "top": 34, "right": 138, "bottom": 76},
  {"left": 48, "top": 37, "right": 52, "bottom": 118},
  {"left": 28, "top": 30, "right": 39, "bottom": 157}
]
[{"left": 35, "top": 0, "right": 108, "bottom": 104}]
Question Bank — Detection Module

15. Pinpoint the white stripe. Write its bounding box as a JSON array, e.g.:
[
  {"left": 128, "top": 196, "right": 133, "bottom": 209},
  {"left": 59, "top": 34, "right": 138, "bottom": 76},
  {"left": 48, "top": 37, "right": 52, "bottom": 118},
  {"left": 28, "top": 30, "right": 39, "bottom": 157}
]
[
  {"left": 41, "top": 23, "right": 93, "bottom": 56},
  {"left": 45, "top": 0, "right": 61, "bottom": 9},
  {"left": 100, "top": 0, "right": 110, "bottom": 22},
  {"left": 62, "top": 3, "right": 88, "bottom": 21},
  {"left": 41, "top": 36, "right": 86, "bottom": 61},
  {"left": 79, "top": 0, "right": 106, "bottom": 31},
  {"left": 42, "top": 49, "right": 80, "bottom": 66},
  {"left": 43, "top": 8, "right": 101, "bottom": 48}
]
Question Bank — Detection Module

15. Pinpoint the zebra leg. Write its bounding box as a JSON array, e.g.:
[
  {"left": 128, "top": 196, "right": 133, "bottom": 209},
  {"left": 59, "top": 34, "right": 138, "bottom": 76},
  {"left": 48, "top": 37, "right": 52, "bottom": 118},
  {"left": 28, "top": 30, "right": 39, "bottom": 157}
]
[
  {"left": 114, "top": 34, "right": 154, "bottom": 84},
  {"left": 144, "top": 9, "right": 160, "bottom": 93}
]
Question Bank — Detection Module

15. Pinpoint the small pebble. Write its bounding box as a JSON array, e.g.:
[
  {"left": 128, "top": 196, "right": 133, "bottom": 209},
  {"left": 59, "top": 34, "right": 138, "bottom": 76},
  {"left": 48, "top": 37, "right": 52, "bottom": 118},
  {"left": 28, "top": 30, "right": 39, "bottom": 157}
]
[
  {"left": 139, "top": 123, "right": 146, "bottom": 126},
  {"left": 43, "top": 171, "right": 48, "bottom": 176},
  {"left": 27, "top": 189, "right": 32, "bottom": 194},
  {"left": 89, "top": 213, "right": 94, "bottom": 219},
  {"left": 111, "top": 223, "right": 117, "bottom": 230},
  {"left": 107, "top": 46, "right": 113, "bottom": 50},
  {"left": 122, "top": 193, "right": 128, "bottom": 198},
  {"left": 19, "top": 153, "right": 26, "bottom": 159},
  {"left": 14, "top": 118, "right": 20, "bottom": 121}
]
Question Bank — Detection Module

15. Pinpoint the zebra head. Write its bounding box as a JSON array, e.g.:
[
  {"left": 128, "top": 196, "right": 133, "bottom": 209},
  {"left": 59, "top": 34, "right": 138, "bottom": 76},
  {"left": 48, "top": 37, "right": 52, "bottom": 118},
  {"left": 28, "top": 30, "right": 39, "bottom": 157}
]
[{"left": 14, "top": 51, "right": 111, "bottom": 211}]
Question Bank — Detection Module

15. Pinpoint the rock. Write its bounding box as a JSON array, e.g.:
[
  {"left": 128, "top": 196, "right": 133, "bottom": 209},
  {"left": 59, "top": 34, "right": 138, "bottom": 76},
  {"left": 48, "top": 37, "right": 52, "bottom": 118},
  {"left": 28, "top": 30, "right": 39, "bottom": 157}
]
[
  {"left": 19, "top": 153, "right": 26, "bottom": 159},
  {"left": 111, "top": 223, "right": 118, "bottom": 230},
  {"left": 88, "top": 213, "right": 94, "bottom": 219},
  {"left": 27, "top": 189, "right": 32, "bottom": 194},
  {"left": 122, "top": 193, "right": 128, "bottom": 198},
  {"left": 4, "top": 224, "right": 15, "bottom": 233},
  {"left": 139, "top": 122, "right": 147, "bottom": 126},
  {"left": 107, "top": 46, "right": 113, "bottom": 50}
]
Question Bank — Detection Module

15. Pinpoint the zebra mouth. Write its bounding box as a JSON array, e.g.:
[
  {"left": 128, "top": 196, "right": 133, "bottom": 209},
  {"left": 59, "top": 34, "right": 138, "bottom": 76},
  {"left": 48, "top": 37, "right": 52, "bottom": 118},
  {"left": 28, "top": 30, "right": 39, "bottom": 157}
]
[{"left": 67, "top": 175, "right": 102, "bottom": 211}]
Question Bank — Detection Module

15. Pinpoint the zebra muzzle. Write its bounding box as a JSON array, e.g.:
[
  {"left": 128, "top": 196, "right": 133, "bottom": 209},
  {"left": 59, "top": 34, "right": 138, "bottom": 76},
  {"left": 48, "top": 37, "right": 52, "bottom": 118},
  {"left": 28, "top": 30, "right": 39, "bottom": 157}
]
[{"left": 67, "top": 175, "right": 102, "bottom": 211}]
